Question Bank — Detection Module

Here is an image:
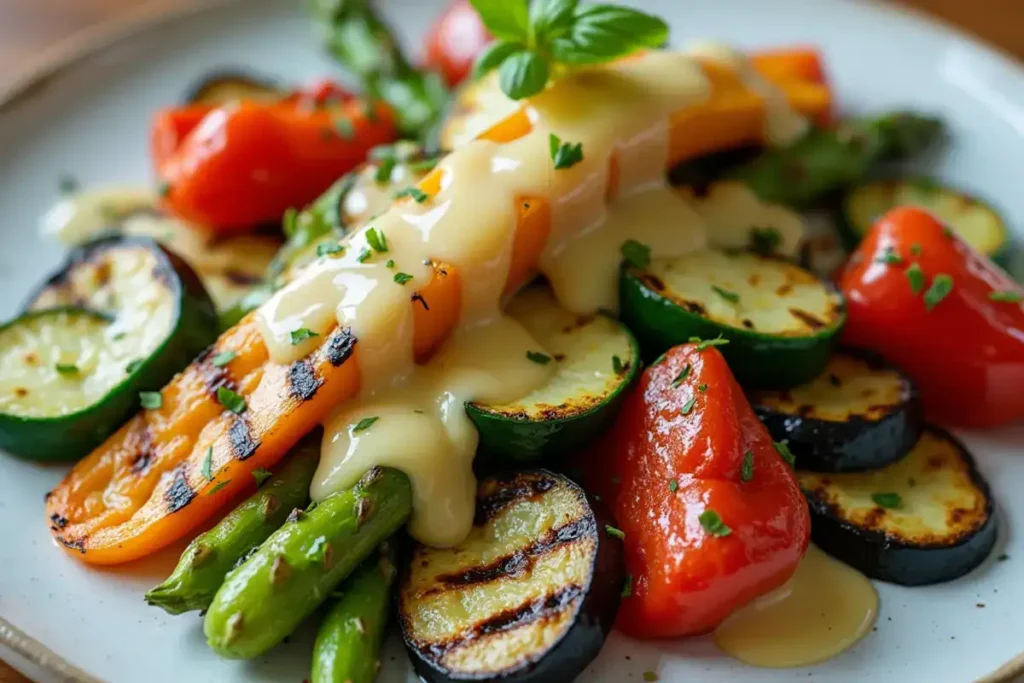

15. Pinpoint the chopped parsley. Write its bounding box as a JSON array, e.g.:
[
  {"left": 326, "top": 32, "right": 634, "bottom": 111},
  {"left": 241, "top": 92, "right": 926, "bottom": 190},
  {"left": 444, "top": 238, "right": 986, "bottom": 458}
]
[
  {"left": 393, "top": 272, "right": 414, "bottom": 285},
  {"left": 711, "top": 285, "right": 740, "bottom": 303},
  {"left": 923, "top": 274, "right": 954, "bottom": 310},
  {"left": 740, "top": 450, "right": 754, "bottom": 482},
  {"left": 671, "top": 364, "right": 691, "bottom": 387},
  {"left": 668, "top": 478, "right": 679, "bottom": 492},
  {"left": 125, "top": 359, "right": 143, "bottom": 374},
  {"left": 689, "top": 335, "right": 730, "bottom": 351},
  {"left": 774, "top": 440, "right": 796, "bottom": 468},
  {"left": 621, "top": 573, "right": 633, "bottom": 598},
  {"left": 316, "top": 242, "right": 344, "bottom": 257},
  {"left": 872, "top": 492, "right": 902, "bottom": 509},
  {"left": 698, "top": 383, "right": 708, "bottom": 392},
  {"left": 139, "top": 391, "right": 162, "bottom": 409},
  {"left": 749, "top": 226, "right": 781, "bottom": 255},
  {"left": 366, "top": 227, "right": 388, "bottom": 253},
  {"left": 910, "top": 243, "right": 923, "bottom": 256},
  {"left": 612, "top": 355, "right": 625, "bottom": 374},
  {"left": 905, "top": 263, "right": 926, "bottom": 294},
  {"left": 604, "top": 525, "right": 625, "bottom": 540},
  {"left": 526, "top": 350, "right": 552, "bottom": 365},
  {"left": 875, "top": 247, "right": 903, "bottom": 265},
  {"left": 200, "top": 446, "right": 213, "bottom": 481},
  {"left": 353, "top": 416, "right": 379, "bottom": 432},
  {"left": 282, "top": 207, "right": 299, "bottom": 238},
  {"left": 216, "top": 387, "right": 247, "bottom": 414},
  {"left": 989, "top": 290, "right": 1023, "bottom": 303},
  {"left": 548, "top": 133, "right": 584, "bottom": 170},
  {"left": 157, "top": 181, "right": 171, "bottom": 197},
  {"left": 374, "top": 156, "right": 396, "bottom": 183},
  {"left": 681, "top": 397, "right": 697, "bottom": 415},
  {"left": 210, "top": 351, "right": 237, "bottom": 367},
  {"left": 385, "top": 259, "right": 395, "bottom": 269},
  {"left": 207, "top": 480, "right": 231, "bottom": 496},
  {"left": 333, "top": 115, "right": 355, "bottom": 139},
  {"left": 699, "top": 509, "right": 732, "bottom": 537},
  {"left": 620, "top": 239, "right": 651, "bottom": 269},
  {"left": 290, "top": 328, "right": 319, "bottom": 345},
  {"left": 394, "top": 187, "right": 429, "bottom": 203},
  {"left": 357, "top": 248, "right": 372, "bottom": 263},
  {"left": 55, "top": 363, "right": 79, "bottom": 375},
  {"left": 252, "top": 467, "right": 273, "bottom": 487}
]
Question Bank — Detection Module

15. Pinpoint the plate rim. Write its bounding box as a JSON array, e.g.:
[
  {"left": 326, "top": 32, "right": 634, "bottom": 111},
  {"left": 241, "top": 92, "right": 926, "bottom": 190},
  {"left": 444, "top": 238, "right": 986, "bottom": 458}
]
[{"left": 0, "top": 0, "right": 1021, "bottom": 681}]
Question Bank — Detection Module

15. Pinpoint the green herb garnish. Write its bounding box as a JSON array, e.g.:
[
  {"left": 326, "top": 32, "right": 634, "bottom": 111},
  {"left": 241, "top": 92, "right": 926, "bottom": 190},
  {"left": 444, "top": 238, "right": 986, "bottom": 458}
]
[
  {"left": 741, "top": 450, "right": 754, "bottom": 482},
  {"left": 316, "top": 242, "right": 344, "bottom": 257},
  {"left": 216, "top": 387, "right": 247, "bottom": 414},
  {"left": 612, "top": 355, "right": 625, "bottom": 374},
  {"left": 774, "top": 440, "right": 796, "bottom": 468},
  {"left": 689, "top": 335, "right": 730, "bottom": 351},
  {"left": 621, "top": 573, "right": 633, "bottom": 597},
  {"left": 668, "top": 478, "right": 679, "bottom": 492},
  {"left": 526, "top": 350, "right": 552, "bottom": 365},
  {"left": 923, "top": 274, "right": 953, "bottom": 310},
  {"left": 394, "top": 187, "right": 429, "bottom": 203},
  {"left": 201, "top": 446, "right": 213, "bottom": 481},
  {"left": 671, "top": 364, "right": 690, "bottom": 388},
  {"left": 55, "top": 363, "right": 79, "bottom": 375},
  {"left": 385, "top": 259, "right": 395, "bottom": 268},
  {"left": 357, "top": 248, "right": 373, "bottom": 263},
  {"left": 681, "top": 397, "right": 697, "bottom": 414},
  {"left": 139, "top": 391, "right": 163, "bottom": 409},
  {"left": 125, "top": 359, "right": 143, "bottom": 374},
  {"left": 871, "top": 492, "right": 902, "bottom": 509},
  {"left": 906, "top": 263, "right": 926, "bottom": 294},
  {"left": 252, "top": 468, "right": 273, "bottom": 487},
  {"left": 621, "top": 239, "right": 651, "bottom": 269},
  {"left": 699, "top": 509, "right": 732, "bottom": 537},
  {"left": 910, "top": 243, "right": 923, "bottom": 256},
  {"left": 353, "top": 416, "right": 379, "bottom": 432},
  {"left": 875, "top": 247, "right": 903, "bottom": 265},
  {"left": 282, "top": 207, "right": 299, "bottom": 238},
  {"left": 604, "top": 525, "right": 625, "bottom": 540},
  {"left": 548, "top": 133, "right": 583, "bottom": 170},
  {"left": 290, "top": 328, "right": 319, "bottom": 345},
  {"left": 375, "top": 157, "right": 396, "bottom": 183},
  {"left": 698, "top": 383, "right": 708, "bottom": 392},
  {"left": 393, "top": 272, "right": 414, "bottom": 285},
  {"left": 366, "top": 227, "right": 388, "bottom": 252},
  {"left": 989, "top": 290, "right": 1023, "bottom": 303},
  {"left": 711, "top": 285, "right": 740, "bottom": 303},
  {"left": 207, "top": 480, "right": 231, "bottom": 496},
  {"left": 210, "top": 351, "right": 237, "bottom": 367}
]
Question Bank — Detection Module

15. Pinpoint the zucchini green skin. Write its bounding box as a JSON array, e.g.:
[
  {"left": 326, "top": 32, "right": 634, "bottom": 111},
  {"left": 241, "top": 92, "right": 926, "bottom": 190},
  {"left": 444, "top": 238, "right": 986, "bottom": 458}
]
[
  {"left": 2, "top": 237, "right": 217, "bottom": 461},
  {"left": 145, "top": 438, "right": 321, "bottom": 615},
  {"left": 750, "top": 349, "right": 924, "bottom": 472},
  {"left": 466, "top": 315, "right": 641, "bottom": 465},
  {"left": 619, "top": 262, "right": 845, "bottom": 389},
  {"left": 311, "top": 542, "right": 397, "bottom": 683},
  {"left": 204, "top": 468, "right": 412, "bottom": 659},
  {"left": 800, "top": 427, "right": 997, "bottom": 585}
]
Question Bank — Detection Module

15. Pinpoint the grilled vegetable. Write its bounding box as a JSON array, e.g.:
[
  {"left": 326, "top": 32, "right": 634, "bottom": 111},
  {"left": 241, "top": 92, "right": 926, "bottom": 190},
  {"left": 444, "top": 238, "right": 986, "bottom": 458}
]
[
  {"left": 1, "top": 237, "right": 216, "bottom": 461},
  {"left": 749, "top": 350, "right": 923, "bottom": 472},
  {"left": 466, "top": 286, "right": 639, "bottom": 464},
  {"left": 145, "top": 436, "right": 321, "bottom": 615},
  {"left": 45, "top": 59, "right": 843, "bottom": 565},
  {"left": 620, "top": 249, "right": 845, "bottom": 388},
  {"left": 205, "top": 467, "right": 412, "bottom": 659},
  {"left": 840, "top": 178, "right": 1011, "bottom": 264},
  {"left": 312, "top": 542, "right": 397, "bottom": 683},
  {"left": 400, "top": 470, "right": 623, "bottom": 683},
  {"left": 799, "top": 426, "right": 997, "bottom": 585},
  {"left": 185, "top": 71, "right": 282, "bottom": 105}
]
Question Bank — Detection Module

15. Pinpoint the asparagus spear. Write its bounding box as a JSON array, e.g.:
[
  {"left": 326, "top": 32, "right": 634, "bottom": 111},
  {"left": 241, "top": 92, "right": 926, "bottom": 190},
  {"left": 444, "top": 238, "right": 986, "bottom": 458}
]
[
  {"left": 145, "top": 436, "right": 321, "bottom": 614},
  {"left": 204, "top": 467, "right": 412, "bottom": 659},
  {"left": 309, "top": 0, "right": 448, "bottom": 139},
  {"left": 311, "top": 542, "right": 397, "bottom": 683}
]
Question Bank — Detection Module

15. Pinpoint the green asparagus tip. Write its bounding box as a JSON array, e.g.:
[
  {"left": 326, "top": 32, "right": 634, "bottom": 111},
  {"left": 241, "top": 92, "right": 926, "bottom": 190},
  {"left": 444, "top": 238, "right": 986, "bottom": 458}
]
[{"left": 873, "top": 112, "right": 945, "bottom": 159}]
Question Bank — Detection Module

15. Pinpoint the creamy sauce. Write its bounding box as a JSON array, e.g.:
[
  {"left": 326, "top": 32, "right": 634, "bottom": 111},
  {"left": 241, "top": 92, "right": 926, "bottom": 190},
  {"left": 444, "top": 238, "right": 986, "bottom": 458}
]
[
  {"left": 253, "top": 46, "right": 813, "bottom": 551},
  {"left": 714, "top": 545, "right": 879, "bottom": 667}
]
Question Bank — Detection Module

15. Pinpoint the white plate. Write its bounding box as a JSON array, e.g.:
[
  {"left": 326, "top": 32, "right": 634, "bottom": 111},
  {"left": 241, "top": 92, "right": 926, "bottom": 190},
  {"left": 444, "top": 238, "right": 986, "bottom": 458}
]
[{"left": 1, "top": 0, "right": 1023, "bottom": 681}]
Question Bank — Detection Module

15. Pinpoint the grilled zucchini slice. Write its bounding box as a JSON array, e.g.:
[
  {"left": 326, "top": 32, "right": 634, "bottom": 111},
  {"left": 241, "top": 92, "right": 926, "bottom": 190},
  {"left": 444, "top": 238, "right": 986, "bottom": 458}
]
[
  {"left": 400, "top": 470, "right": 623, "bottom": 683},
  {"left": 840, "top": 178, "right": 1012, "bottom": 265},
  {"left": 466, "top": 286, "right": 640, "bottom": 464},
  {"left": 2, "top": 236, "right": 218, "bottom": 460},
  {"left": 620, "top": 248, "right": 845, "bottom": 388},
  {"left": 799, "top": 427, "right": 998, "bottom": 585},
  {"left": 184, "top": 70, "right": 282, "bottom": 104},
  {"left": 749, "top": 350, "right": 923, "bottom": 472}
]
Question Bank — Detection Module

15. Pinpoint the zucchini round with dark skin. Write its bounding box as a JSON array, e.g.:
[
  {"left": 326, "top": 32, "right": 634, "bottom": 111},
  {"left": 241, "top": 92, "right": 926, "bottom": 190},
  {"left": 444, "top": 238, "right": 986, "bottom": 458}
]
[
  {"left": 749, "top": 350, "right": 924, "bottom": 472},
  {"left": 839, "top": 178, "right": 1012, "bottom": 265},
  {"left": 400, "top": 469, "right": 624, "bottom": 683},
  {"left": 799, "top": 426, "right": 998, "bottom": 585},
  {"left": 1, "top": 236, "right": 218, "bottom": 461},
  {"left": 620, "top": 248, "right": 845, "bottom": 388},
  {"left": 184, "top": 70, "right": 282, "bottom": 104},
  {"left": 466, "top": 286, "right": 640, "bottom": 464}
]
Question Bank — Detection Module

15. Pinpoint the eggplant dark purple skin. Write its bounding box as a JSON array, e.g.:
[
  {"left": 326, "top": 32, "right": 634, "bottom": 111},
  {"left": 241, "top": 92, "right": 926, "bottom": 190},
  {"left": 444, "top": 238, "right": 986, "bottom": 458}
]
[
  {"left": 400, "top": 469, "right": 623, "bottom": 683},
  {"left": 798, "top": 426, "right": 998, "bottom": 586},
  {"left": 749, "top": 349, "right": 924, "bottom": 472}
]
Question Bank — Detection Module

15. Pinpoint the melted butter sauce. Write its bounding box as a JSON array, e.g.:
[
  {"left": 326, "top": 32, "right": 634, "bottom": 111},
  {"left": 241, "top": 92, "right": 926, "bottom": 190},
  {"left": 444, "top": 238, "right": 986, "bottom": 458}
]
[{"left": 714, "top": 545, "right": 879, "bottom": 667}]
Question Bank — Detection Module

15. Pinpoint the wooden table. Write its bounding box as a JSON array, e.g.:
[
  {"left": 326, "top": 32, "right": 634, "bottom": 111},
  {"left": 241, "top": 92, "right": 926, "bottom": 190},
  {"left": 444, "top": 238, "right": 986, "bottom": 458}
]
[{"left": 0, "top": 0, "right": 1022, "bottom": 681}]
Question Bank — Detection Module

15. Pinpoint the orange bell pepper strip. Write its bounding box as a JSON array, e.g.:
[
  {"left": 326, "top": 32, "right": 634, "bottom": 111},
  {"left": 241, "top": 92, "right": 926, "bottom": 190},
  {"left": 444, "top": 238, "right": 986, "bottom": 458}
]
[
  {"left": 154, "top": 95, "right": 397, "bottom": 233},
  {"left": 605, "top": 344, "right": 810, "bottom": 638},
  {"left": 750, "top": 47, "right": 828, "bottom": 86},
  {"left": 46, "top": 55, "right": 831, "bottom": 565}
]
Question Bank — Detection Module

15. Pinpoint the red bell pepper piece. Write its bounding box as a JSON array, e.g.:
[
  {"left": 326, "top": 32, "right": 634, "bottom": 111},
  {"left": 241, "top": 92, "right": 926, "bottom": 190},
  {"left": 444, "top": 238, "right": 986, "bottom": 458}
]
[
  {"left": 837, "top": 207, "right": 1024, "bottom": 429},
  {"left": 606, "top": 343, "right": 810, "bottom": 639},
  {"left": 423, "top": 0, "right": 492, "bottom": 87},
  {"left": 153, "top": 90, "right": 396, "bottom": 232}
]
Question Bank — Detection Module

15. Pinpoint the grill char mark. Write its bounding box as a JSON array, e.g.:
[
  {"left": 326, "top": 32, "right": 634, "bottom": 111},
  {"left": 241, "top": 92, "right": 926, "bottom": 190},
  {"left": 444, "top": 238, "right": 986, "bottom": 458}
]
[
  {"left": 165, "top": 468, "right": 195, "bottom": 513},
  {"left": 475, "top": 475, "right": 556, "bottom": 525},
  {"left": 288, "top": 359, "right": 322, "bottom": 401},
  {"left": 324, "top": 327, "right": 356, "bottom": 367},
  {"left": 229, "top": 417, "right": 260, "bottom": 460}
]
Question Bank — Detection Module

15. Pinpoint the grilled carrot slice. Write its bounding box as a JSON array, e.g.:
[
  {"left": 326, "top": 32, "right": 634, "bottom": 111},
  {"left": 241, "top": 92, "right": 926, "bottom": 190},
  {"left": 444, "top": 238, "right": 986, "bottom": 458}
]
[{"left": 46, "top": 58, "right": 831, "bottom": 564}]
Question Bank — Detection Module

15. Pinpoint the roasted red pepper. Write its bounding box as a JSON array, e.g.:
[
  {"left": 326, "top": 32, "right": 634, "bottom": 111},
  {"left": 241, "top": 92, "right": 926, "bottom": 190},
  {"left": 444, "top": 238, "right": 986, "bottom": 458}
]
[
  {"left": 837, "top": 206, "right": 1024, "bottom": 428},
  {"left": 152, "top": 85, "right": 396, "bottom": 232},
  {"left": 604, "top": 343, "right": 810, "bottom": 638}
]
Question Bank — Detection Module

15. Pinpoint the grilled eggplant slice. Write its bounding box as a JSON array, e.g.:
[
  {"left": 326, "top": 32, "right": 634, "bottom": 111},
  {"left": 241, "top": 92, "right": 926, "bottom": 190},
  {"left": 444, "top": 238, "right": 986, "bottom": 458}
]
[
  {"left": 750, "top": 350, "right": 923, "bottom": 472},
  {"left": 185, "top": 70, "right": 282, "bottom": 104},
  {"left": 620, "top": 248, "right": 846, "bottom": 388},
  {"left": 2, "top": 237, "right": 217, "bottom": 460},
  {"left": 400, "top": 470, "right": 623, "bottom": 683},
  {"left": 466, "top": 286, "right": 640, "bottom": 464},
  {"left": 799, "top": 427, "right": 997, "bottom": 585}
]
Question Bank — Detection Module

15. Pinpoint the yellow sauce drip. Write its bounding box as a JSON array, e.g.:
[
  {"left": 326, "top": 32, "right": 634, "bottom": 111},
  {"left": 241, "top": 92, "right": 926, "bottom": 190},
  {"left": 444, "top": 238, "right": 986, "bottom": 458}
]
[{"left": 714, "top": 545, "right": 879, "bottom": 667}]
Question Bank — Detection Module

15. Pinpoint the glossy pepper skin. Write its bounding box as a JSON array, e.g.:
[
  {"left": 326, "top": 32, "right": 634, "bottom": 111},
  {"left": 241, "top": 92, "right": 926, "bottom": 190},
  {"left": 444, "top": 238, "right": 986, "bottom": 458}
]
[
  {"left": 423, "top": 0, "right": 491, "bottom": 86},
  {"left": 606, "top": 344, "right": 810, "bottom": 638},
  {"left": 152, "top": 89, "right": 397, "bottom": 232},
  {"left": 837, "top": 206, "right": 1024, "bottom": 429}
]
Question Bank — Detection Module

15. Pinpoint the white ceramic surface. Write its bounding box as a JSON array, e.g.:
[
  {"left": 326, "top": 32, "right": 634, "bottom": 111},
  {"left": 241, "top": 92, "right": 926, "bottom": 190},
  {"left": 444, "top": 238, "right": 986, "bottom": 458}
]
[{"left": 1, "top": 1, "right": 1023, "bottom": 681}]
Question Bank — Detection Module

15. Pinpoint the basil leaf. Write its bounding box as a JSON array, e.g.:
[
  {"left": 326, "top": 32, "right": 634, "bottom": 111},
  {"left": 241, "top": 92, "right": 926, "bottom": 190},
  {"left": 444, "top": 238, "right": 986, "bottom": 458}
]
[
  {"left": 530, "top": 0, "right": 578, "bottom": 39},
  {"left": 549, "top": 5, "right": 669, "bottom": 65},
  {"left": 473, "top": 40, "right": 525, "bottom": 80},
  {"left": 469, "top": 0, "right": 529, "bottom": 42},
  {"left": 498, "top": 50, "right": 550, "bottom": 100}
]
